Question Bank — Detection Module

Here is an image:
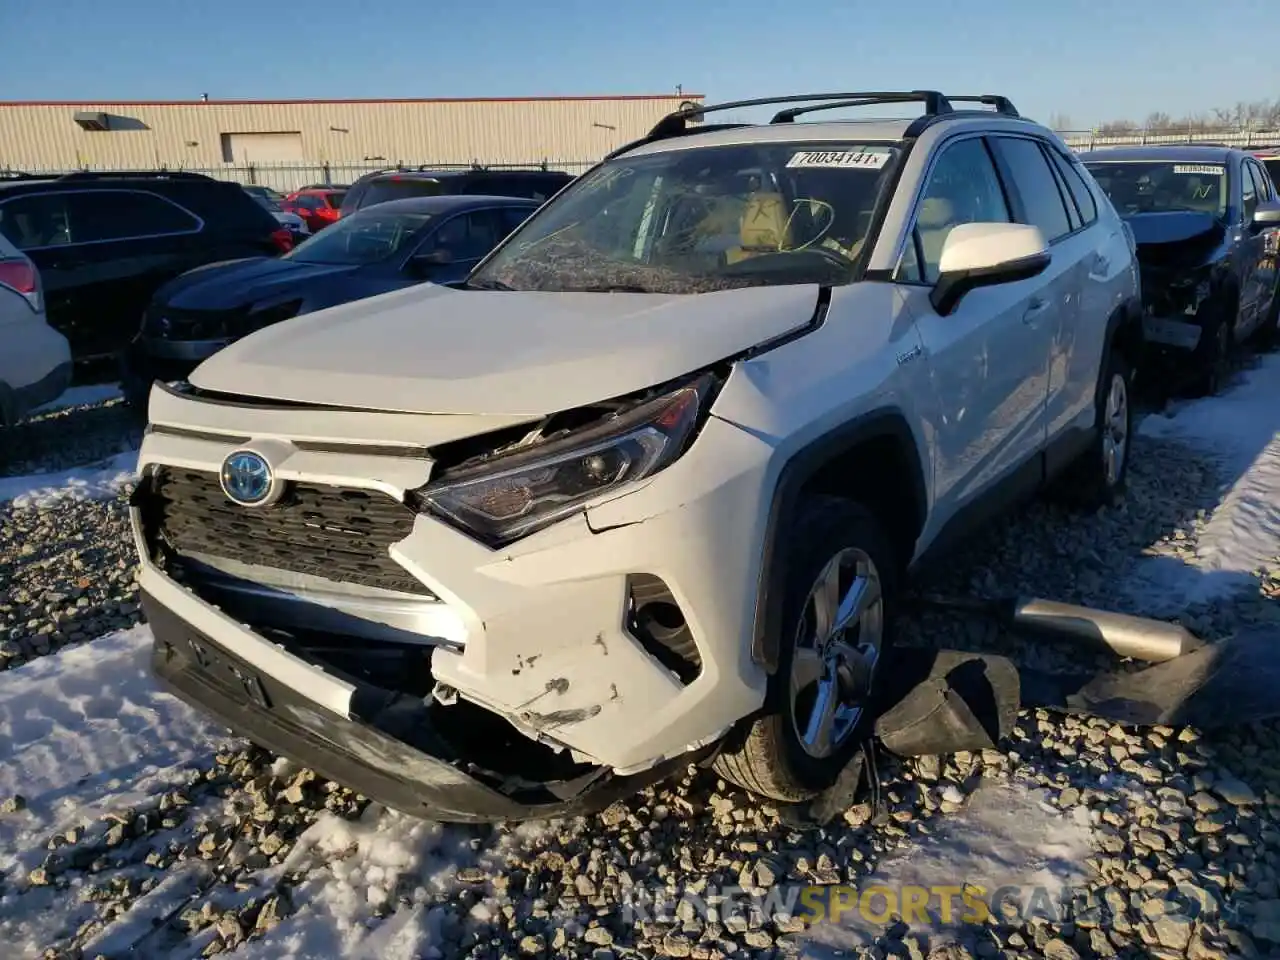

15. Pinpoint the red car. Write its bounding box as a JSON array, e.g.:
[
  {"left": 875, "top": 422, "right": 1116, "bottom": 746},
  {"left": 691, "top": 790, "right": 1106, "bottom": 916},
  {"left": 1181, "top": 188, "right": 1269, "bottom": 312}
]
[{"left": 281, "top": 187, "right": 347, "bottom": 232}]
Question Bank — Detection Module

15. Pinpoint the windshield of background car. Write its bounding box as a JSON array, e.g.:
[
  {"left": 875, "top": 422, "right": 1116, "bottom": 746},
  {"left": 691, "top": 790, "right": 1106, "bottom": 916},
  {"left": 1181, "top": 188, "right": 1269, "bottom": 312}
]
[
  {"left": 1084, "top": 160, "right": 1228, "bottom": 218},
  {"left": 468, "top": 141, "right": 902, "bottom": 293},
  {"left": 285, "top": 210, "right": 434, "bottom": 264},
  {"left": 1262, "top": 158, "right": 1280, "bottom": 186},
  {"left": 359, "top": 178, "right": 444, "bottom": 207}
]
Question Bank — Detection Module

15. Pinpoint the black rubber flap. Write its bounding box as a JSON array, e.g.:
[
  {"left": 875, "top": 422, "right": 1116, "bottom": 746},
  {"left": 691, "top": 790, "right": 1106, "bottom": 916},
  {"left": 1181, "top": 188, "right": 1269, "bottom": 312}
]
[
  {"left": 1029, "top": 627, "right": 1280, "bottom": 729},
  {"left": 873, "top": 649, "right": 1021, "bottom": 757}
]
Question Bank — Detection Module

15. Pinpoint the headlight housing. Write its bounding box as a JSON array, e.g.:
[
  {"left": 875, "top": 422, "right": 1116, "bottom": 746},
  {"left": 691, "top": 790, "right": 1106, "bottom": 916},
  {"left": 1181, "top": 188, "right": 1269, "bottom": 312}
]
[{"left": 414, "top": 374, "right": 715, "bottom": 547}]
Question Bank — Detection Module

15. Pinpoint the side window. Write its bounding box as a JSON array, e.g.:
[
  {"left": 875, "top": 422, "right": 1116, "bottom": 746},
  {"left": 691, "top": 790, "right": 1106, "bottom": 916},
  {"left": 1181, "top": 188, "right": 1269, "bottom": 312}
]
[
  {"left": 498, "top": 206, "right": 534, "bottom": 236},
  {"left": 0, "top": 193, "right": 72, "bottom": 249},
  {"left": 906, "top": 137, "right": 1011, "bottom": 284},
  {"left": 1048, "top": 148, "right": 1098, "bottom": 225},
  {"left": 428, "top": 211, "right": 502, "bottom": 261},
  {"left": 991, "top": 137, "right": 1074, "bottom": 242},
  {"left": 1241, "top": 163, "right": 1258, "bottom": 221},
  {"left": 1046, "top": 155, "right": 1083, "bottom": 232},
  {"left": 1247, "top": 161, "right": 1271, "bottom": 202},
  {"left": 67, "top": 191, "right": 199, "bottom": 243}
]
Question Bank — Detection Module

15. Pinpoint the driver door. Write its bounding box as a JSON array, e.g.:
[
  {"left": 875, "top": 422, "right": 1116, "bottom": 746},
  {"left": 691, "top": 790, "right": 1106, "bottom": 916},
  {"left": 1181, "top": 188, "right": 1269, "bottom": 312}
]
[{"left": 897, "top": 135, "right": 1057, "bottom": 534}]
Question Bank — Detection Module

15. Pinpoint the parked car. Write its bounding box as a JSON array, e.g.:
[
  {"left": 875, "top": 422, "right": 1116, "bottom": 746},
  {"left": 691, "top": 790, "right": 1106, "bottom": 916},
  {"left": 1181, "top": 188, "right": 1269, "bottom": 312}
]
[
  {"left": 0, "top": 171, "right": 293, "bottom": 363},
  {"left": 132, "top": 90, "right": 1143, "bottom": 822},
  {"left": 338, "top": 166, "right": 572, "bottom": 217},
  {"left": 0, "top": 234, "right": 71, "bottom": 428},
  {"left": 241, "top": 185, "right": 310, "bottom": 245},
  {"left": 1255, "top": 149, "right": 1280, "bottom": 188},
  {"left": 1081, "top": 145, "right": 1280, "bottom": 392},
  {"left": 281, "top": 188, "right": 346, "bottom": 233},
  {"left": 119, "top": 195, "right": 538, "bottom": 408}
]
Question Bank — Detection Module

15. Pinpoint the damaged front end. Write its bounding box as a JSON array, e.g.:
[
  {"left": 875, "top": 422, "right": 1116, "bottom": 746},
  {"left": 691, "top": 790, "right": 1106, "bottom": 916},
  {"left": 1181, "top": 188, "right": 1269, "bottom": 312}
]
[
  {"left": 128, "top": 370, "right": 739, "bottom": 823},
  {"left": 1129, "top": 212, "right": 1227, "bottom": 355}
]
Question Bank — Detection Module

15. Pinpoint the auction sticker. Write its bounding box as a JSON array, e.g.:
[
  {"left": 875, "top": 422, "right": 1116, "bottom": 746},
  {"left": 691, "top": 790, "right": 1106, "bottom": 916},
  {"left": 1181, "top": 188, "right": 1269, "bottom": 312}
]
[
  {"left": 1172, "top": 164, "right": 1224, "bottom": 175},
  {"left": 787, "top": 149, "right": 891, "bottom": 169}
]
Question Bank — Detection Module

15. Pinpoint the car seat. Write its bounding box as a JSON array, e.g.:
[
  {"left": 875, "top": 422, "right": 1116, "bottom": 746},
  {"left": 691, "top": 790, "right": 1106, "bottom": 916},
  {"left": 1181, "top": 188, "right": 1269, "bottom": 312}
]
[
  {"left": 916, "top": 196, "right": 957, "bottom": 276},
  {"left": 725, "top": 192, "right": 793, "bottom": 264}
]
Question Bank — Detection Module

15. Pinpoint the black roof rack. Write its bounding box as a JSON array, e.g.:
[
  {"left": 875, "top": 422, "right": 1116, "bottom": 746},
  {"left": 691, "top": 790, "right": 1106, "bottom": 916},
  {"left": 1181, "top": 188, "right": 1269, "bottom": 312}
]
[
  {"left": 946, "top": 95, "right": 1020, "bottom": 118},
  {"left": 632, "top": 90, "right": 1025, "bottom": 155},
  {"left": 56, "top": 170, "right": 216, "bottom": 182}
]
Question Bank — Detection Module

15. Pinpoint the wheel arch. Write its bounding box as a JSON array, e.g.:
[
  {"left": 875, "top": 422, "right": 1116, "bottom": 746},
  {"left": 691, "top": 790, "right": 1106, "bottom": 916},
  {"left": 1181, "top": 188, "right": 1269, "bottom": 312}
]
[
  {"left": 750, "top": 407, "right": 928, "bottom": 673},
  {"left": 1107, "top": 294, "right": 1144, "bottom": 366}
]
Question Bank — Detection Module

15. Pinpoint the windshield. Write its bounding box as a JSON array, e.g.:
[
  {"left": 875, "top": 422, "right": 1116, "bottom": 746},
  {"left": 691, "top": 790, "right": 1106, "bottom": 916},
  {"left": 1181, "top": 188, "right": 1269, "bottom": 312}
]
[
  {"left": 285, "top": 210, "right": 434, "bottom": 264},
  {"left": 360, "top": 178, "right": 444, "bottom": 208},
  {"left": 468, "top": 141, "right": 901, "bottom": 293},
  {"left": 1084, "top": 160, "right": 1228, "bottom": 218}
]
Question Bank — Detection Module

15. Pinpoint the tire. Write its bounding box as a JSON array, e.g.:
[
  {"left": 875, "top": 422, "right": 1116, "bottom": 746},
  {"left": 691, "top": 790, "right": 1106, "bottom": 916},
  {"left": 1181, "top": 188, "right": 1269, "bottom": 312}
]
[
  {"left": 1057, "top": 345, "right": 1133, "bottom": 510},
  {"left": 1186, "top": 296, "right": 1235, "bottom": 398},
  {"left": 713, "top": 496, "right": 898, "bottom": 802}
]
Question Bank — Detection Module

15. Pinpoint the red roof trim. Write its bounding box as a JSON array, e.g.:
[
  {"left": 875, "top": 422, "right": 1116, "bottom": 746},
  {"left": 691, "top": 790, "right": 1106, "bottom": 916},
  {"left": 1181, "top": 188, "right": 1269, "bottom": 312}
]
[{"left": 0, "top": 94, "right": 706, "bottom": 108}]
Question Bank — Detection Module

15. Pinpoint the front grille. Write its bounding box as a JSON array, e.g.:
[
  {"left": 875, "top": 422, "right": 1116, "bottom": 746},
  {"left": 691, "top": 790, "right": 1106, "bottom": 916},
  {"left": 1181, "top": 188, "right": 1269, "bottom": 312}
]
[{"left": 143, "top": 468, "right": 435, "bottom": 596}]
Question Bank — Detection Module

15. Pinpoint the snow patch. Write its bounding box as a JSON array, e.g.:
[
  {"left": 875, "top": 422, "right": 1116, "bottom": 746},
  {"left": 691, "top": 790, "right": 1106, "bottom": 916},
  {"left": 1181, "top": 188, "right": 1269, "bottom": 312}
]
[
  {"left": 794, "top": 782, "right": 1093, "bottom": 954},
  {"left": 1125, "top": 352, "right": 1280, "bottom": 615},
  {"left": 0, "top": 626, "right": 230, "bottom": 953},
  {"left": 0, "top": 447, "right": 138, "bottom": 506}
]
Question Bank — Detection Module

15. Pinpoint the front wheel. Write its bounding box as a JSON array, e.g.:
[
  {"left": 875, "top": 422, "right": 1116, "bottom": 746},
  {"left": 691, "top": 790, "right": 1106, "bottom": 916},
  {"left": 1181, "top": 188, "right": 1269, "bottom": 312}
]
[
  {"left": 1187, "top": 298, "right": 1235, "bottom": 397},
  {"left": 1256, "top": 282, "right": 1280, "bottom": 350},
  {"left": 713, "top": 496, "right": 897, "bottom": 803}
]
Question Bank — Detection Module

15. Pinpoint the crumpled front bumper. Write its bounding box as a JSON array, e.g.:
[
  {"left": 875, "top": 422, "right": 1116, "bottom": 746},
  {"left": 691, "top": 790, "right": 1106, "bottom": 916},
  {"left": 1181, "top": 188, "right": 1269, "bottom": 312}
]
[{"left": 142, "top": 589, "right": 704, "bottom": 822}]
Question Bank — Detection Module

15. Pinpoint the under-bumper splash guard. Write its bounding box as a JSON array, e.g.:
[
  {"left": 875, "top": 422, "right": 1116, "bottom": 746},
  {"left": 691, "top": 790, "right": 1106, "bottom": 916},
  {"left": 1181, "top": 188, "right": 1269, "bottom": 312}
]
[{"left": 869, "top": 595, "right": 1280, "bottom": 761}]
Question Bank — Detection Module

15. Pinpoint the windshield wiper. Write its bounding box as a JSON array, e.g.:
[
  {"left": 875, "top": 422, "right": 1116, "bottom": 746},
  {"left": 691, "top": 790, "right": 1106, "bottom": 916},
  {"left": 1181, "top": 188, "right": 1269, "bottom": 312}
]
[
  {"left": 463, "top": 277, "right": 516, "bottom": 291},
  {"left": 571, "top": 283, "right": 653, "bottom": 293}
]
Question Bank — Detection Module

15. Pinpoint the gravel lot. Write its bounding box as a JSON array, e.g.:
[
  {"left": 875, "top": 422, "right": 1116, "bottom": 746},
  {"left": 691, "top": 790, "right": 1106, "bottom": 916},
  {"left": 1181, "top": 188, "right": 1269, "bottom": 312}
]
[{"left": 0, "top": 369, "right": 1278, "bottom": 960}]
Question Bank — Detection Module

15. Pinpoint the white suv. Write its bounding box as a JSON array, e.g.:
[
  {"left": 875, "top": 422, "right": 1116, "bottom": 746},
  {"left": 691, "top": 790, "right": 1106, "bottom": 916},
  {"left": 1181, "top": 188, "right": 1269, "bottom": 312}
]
[
  {"left": 0, "top": 234, "right": 71, "bottom": 429},
  {"left": 131, "top": 91, "right": 1142, "bottom": 820}
]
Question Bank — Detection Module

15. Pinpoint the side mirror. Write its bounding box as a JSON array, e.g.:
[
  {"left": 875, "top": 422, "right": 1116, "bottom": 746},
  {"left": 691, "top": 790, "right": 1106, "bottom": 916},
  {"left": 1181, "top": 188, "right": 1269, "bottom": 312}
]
[
  {"left": 930, "top": 223, "right": 1051, "bottom": 316},
  {"left": 408, "top": 249, "right": 453, "bottom": 275},
  {"left": 1251, "top": 201, "right": 1280, "bottom": 229}
]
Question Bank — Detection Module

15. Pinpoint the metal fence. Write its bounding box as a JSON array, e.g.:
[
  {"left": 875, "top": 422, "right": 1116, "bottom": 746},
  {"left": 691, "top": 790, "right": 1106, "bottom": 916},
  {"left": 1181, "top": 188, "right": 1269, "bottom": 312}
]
[
  {"left": 3, "top": 158, "right": 600, "bottom": 193},
  {"left": 1056, "top": 128, "right": 1280, "bottom": 151},
  {"left": 6, "top": 127, "right": 1280, "bottom": 188}
]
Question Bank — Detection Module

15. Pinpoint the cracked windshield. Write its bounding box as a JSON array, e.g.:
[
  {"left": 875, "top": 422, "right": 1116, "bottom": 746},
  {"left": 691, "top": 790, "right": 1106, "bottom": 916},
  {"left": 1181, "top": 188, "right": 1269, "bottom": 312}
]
[
  {"left": 1083, "top": 160, "right": 1229, "bottom": 217},
  {"left": 470, "top": 142, "right": 899, "bottom": 293}
]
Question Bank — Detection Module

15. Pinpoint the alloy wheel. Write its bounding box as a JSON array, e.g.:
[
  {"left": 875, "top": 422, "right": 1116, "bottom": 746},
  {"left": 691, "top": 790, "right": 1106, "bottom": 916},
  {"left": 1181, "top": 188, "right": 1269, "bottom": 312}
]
[
  {"left": 1103, "top": 371, "right": 1129, "bottom": 487},
  {"left": 788, "top": 547, "right": 884, "bottom": 760}
]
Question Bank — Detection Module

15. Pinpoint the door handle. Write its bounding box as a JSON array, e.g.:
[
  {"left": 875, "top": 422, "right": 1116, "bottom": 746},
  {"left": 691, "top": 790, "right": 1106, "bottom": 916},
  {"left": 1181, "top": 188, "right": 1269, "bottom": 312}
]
[
  {"left": 1022, "top": 297, "right": 1050, "bottom": 324},
  {"left": 1092, "top": 254, "right": 1110, "bottom": 274}
]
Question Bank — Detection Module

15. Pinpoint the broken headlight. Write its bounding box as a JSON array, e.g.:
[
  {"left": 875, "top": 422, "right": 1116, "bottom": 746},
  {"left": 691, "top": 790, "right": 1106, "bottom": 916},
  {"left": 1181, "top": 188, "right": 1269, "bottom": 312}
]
[{"left": 415, "top": 375, "right": 714, "bottom": 547}]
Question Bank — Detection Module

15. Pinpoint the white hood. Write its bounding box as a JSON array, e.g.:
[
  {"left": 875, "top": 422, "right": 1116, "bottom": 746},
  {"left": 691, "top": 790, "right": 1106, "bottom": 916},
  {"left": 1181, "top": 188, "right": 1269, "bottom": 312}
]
[{"left": 188, "top": 281, "right": 821, "bottom": 416}]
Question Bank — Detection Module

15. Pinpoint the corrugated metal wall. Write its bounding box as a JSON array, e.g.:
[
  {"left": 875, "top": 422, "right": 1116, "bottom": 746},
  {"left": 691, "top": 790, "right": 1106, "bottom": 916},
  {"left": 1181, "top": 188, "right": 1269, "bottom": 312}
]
[{"left": 0, "top": 96, "right": 703, "bottom": 172}]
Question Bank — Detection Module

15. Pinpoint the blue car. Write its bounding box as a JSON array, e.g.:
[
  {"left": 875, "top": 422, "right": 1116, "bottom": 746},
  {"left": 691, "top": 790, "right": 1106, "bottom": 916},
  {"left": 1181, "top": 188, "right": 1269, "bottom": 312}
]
[{"left": 120, "top": 194, "right": 538, "bottom": 408}]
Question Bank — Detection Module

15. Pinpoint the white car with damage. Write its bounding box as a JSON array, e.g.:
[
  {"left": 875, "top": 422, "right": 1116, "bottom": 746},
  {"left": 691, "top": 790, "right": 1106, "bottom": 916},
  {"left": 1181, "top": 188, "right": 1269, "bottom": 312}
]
[{"left": 130, "top": 91, "right": 1142, "bottom": 821}]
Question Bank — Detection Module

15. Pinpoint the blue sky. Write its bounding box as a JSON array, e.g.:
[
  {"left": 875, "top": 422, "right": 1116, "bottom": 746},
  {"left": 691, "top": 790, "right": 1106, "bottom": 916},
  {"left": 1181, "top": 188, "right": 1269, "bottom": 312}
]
[{"left": 1, "top": 0, "right": 1275, "bottom": 129}]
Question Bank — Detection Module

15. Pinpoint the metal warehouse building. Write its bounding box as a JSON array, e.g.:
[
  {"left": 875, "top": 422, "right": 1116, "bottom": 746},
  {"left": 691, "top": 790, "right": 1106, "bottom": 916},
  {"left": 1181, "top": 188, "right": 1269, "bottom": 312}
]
[{"left": 0, "top": 93, "right": 704, "bottom": 189}]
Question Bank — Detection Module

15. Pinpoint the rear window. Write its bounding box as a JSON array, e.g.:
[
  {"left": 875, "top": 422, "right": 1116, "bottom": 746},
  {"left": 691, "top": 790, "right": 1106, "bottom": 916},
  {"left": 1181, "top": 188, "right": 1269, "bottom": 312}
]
[{"left": 359, "top": 178, "right": 443, "bottom": 208}]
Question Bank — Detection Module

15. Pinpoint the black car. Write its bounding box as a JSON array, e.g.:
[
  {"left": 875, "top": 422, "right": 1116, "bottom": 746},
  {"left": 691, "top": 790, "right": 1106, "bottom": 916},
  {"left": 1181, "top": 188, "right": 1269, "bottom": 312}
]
[
  {"left": 1080, "top": 146, "right": 1280, "bottom": 394},
  {"left": 0, "top": 171, "right": 292, "bottom": 365},
  {"left": 120, "top": 194, "right": 538, "bottom": 408},
  {"left": 339, "top": 166, "right": 573, "bottom": 217}
]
